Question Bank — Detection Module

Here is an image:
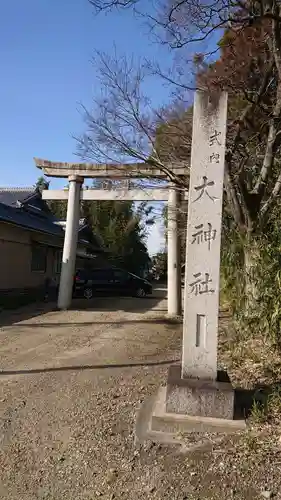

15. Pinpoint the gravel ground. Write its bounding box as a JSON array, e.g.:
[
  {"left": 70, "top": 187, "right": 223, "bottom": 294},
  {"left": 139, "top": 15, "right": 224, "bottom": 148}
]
[
  {"left": 0, "top": 289, "right": 182, "bottom": 500},
  {"left": 1, "top": 289, "right": 281, "bottom": 500}
]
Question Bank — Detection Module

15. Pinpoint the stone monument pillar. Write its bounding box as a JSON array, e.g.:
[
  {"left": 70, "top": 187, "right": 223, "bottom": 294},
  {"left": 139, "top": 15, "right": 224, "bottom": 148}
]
[
  {"left": 165, "top": 91, "right": 233, "bottom": 419},
  {"left": 182, "top": 91, "right": 227, "bottom": 380},
  {"left": 58, "top": 175, "right": 83, "bottom": 310},
  {"left": 148, "top": 92, "right": 246, "bottom": 435}
]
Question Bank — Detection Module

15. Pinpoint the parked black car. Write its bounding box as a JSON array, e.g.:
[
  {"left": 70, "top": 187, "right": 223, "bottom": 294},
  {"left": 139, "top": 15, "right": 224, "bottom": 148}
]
[{"left": 73, "top": 267, "right": 153, "bottom": 299}]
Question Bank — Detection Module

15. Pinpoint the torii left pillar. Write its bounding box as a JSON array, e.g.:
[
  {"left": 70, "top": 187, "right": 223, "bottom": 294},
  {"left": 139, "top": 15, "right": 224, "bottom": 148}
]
[{"left": 58, "top": 175, "right": 83, "bottom": 310}]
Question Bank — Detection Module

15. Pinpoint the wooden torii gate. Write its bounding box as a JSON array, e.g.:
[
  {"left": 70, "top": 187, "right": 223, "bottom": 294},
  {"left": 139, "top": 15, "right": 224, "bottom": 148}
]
[{"left": 34, "top": 158, "right": 186, "bottom": 316}]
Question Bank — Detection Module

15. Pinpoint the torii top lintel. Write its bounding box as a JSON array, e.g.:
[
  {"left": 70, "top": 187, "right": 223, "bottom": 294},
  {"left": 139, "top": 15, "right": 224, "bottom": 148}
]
[{"left": 34, "top": 158, "right": 186, "bottom": 179}]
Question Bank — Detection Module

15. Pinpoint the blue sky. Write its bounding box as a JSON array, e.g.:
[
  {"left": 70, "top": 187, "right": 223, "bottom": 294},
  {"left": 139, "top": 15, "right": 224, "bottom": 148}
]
[
  {"left": 1, "top": 0, "right": 175, "bottom": 254},
  {"left": 0, "top": 0, "right": 173, "bottom": 185},
  {"left": 2, "top": 0, "right": 219, "bottom": 254}
]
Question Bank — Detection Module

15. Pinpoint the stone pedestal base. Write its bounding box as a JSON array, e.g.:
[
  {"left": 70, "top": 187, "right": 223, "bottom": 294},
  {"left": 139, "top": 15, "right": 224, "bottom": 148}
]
[
  {"left": 150, "top": 386, "right": 246, "bottom": 436},
  {"left": 134, "top": 365, "right": 246, "bottom": 447},
  {"left": 166, "top": 365, "right": 234, "bottom": 420}
]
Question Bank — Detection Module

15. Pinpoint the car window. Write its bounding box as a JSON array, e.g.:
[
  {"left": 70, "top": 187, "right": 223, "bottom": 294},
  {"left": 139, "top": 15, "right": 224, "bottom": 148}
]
[
  {"left": 127, "top": 272, "right": 141, "bottom": 279},
  {"left": 90, "top": 269, "right": 113, "bottom": 281},
  {"left": 113, "top": 270, "right": 130, "bottom": 281}
]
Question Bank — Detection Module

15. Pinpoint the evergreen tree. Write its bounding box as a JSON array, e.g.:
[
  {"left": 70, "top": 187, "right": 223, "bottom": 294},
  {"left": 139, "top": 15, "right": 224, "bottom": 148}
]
[
  {"left": 34, "top": 176, "right": 49, "bottom": 192},
  {"left": 36, "top": 176, "right": 151, "bottom": 275}
]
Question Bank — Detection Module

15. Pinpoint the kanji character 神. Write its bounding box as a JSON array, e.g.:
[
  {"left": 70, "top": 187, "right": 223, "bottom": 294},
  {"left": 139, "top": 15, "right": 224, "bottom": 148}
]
[{"left": 191, "top": 223, "right": 217, "bottom": 250}]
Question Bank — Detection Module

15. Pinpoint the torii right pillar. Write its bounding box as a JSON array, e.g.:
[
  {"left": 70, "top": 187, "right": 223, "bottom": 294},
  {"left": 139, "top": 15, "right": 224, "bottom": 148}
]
[{"left": 167, "top": 186, "right": 181, "bottom": 317}]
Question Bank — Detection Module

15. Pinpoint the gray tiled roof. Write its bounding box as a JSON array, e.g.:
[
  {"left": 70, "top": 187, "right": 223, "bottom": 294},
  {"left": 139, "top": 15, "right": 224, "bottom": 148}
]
[
  {"left": 0, "top": 187, "right": 35, "bottom": 207},
  {"left": 0, "top": 201, "right": 65, "bottom": 237},
  {"left": 0, "top": 188, "right": 104, "bottom": 253}
]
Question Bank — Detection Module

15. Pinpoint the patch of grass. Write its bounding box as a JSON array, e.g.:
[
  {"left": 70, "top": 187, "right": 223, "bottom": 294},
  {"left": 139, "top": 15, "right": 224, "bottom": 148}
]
[
  {"left": 267, "top": 385, "right": 281, "bottom": 424},
  {"left": 219, "top": 319, "right": 281, "bottom": 389},
  {"left": 246, "top": 384, "right": 281, "bottom": 428},
  {"left": 250, "top": 399, "right": 267, "bottom": 425},
  {"left": 179, "top": 312, "right": 281, "bottom": 498},
  {"left": 242, "top": 430, "right": 259, "bottom": 452}
]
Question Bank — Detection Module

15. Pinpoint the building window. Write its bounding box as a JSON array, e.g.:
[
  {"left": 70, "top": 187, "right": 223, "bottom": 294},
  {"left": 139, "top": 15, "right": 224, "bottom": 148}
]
[
  {"left": 31, "top": 244, "right": 47, "bottom": 272},
  {"left": 54, "top": 249, "right": 62, "bottom": 274}
]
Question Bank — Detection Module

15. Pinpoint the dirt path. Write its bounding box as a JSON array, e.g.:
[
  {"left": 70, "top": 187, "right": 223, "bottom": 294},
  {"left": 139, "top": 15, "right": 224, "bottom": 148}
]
[
  {"left": 0, "top": 289, "right": 183, "bottom": 500},
  {"left": 1, "top": 290, "right": 280, "bottom": 500}
]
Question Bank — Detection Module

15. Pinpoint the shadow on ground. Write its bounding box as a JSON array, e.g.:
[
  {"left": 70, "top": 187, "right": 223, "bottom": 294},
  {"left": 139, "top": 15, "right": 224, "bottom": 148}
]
[
  {"left": 216, "top": 370, "right": 281, "bottom": 420},
  {"left": 69, "top": 294, "right": 165, "bottom": 314},
  {"left": 4, "top": 318, "right": 182, "bottom": 329},
  {"left": 4, "top": 312, "right": 232, "bottom": 330},
  {"left": 0, "top": 358, "right": 180, "bottom": 377},
  {"left": 0, "top": 288, "right": 167, "bottom": 328},
  {"left": 234, "top": 382, "right": 281, "bottom": 420},
  {"left": 0, "top": 303, "right": 55, "bottom": 328}
]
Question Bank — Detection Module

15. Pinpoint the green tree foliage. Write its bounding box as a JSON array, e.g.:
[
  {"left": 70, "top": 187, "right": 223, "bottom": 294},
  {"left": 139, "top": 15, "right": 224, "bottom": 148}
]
[
  {"left": 151, "top": 12, "right": 281, "bottom": 342},
  {"left": 35, "top": 178, "right": 69, "bottom": 220},
  {"left": 200, "top": 22, "right": 281, "bottom": 337},
  {"left": 81, "top": 180, "right": 151, "bottom": 274},
  {"left": 48, "top": 199, "right": 68, "bottom": 221},
  {"left": 36, "top": 176, "right": 151, "bottom": 276},
  {"left": 34, "top": 176, "right": 49, "bottom": 192},
  {"left": 152, "top": 251, "right": 167, "bottom": 279},
  {"left": 221, "top": 200, "right": 281, "bottom": 348},
  {"left": 85, "top": 197, "right": 150, "bottom": 273}
]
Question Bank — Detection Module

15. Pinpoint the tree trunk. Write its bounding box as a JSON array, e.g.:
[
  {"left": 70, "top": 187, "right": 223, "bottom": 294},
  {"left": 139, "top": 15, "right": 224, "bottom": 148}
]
[{"left": 243, "top": 236, "right": 260, "bottom": 313}]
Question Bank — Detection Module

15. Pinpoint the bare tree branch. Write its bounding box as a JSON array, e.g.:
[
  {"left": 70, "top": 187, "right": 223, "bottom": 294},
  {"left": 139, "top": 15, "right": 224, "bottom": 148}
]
[
  {"left": 89, "top": 0, "right": 139, "bottom": 12},
  {"left": 77, "top": 51, "right": 190, "bottom": 188},
  {"left": 83, "top": 0, "right": 281, "bottom": 240}
]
